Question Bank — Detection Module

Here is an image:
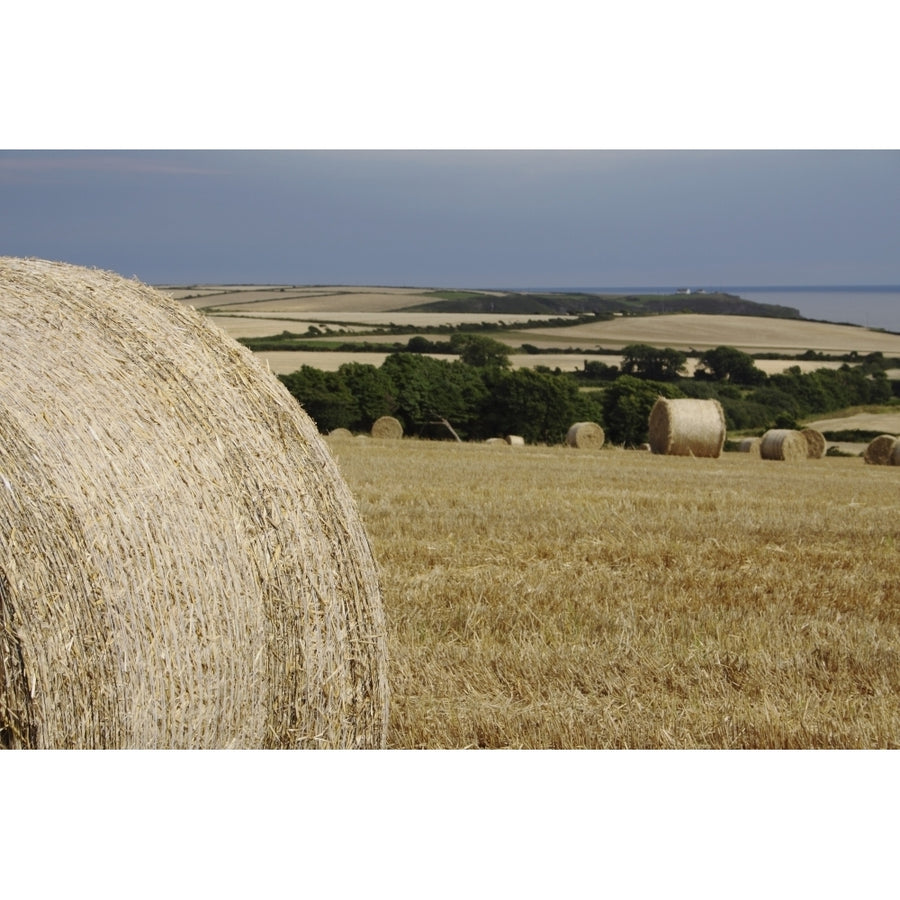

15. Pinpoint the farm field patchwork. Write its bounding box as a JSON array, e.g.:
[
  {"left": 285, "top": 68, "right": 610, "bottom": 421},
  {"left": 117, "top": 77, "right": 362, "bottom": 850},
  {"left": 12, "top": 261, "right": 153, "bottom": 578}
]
[{"left": 329, "top": 437, "right": 900, "bottom": 749}]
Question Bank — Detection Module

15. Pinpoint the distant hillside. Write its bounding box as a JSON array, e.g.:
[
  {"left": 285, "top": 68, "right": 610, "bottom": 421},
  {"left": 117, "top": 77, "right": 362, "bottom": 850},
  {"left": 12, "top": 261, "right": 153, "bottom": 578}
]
[{"left": 401, "top": 290, "right": 802, "bottom": 319}]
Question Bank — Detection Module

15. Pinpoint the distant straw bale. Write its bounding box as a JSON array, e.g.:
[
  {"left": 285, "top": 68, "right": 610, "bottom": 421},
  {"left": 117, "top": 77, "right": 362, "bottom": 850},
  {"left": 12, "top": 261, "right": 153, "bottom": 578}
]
[
  {"left": 506, "top": 435, "right": 525, "bottom": 446},
  {"left": 485, "top": 437, "right": 507, "bottom": 445},
  {"left": 760, "top": 429, "right": 808, "bottom": 461},
  {"left": 738, "top": 437, "right": 762, "bottom": 457},
  {"left": 864, "top": 434, "right": 897, "bottom": 465},
  {"left": 647, "top": 397, "right": 726, "bottom": 457},
  {"left": 328, "top": 427, "right": 353, "bottom": 440},
  {"left": 371, "top": 416, "right": 403, "bottom": 439},
  {"left": 800, "top": 428, "right": 826, "bottom": 459},
  {"left": 566, "top": 421, "right": 605, "bottom": 449},
  {"left": 0, "top": 257, "right": 388, "bottom": 749}
]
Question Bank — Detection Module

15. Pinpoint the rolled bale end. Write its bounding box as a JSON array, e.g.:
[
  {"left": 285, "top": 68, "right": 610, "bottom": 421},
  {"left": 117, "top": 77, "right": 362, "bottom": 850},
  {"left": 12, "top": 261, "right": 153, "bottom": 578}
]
[
  {"left": 800, "top": 428, "right": 826, "bottom": 459},
  {"left": 890, "top": 439, "right": 900, "bottom": 466},
  {"left": 647, "top": 397, "right": 726, "bottom": 458},
  {"left": 760, "top": 428, "right": 808, "bottom": 461},
  {"left": 738, "top": 437, "right": 762, "bottom": 457},
  {"left": 0, "top": 256, "right": 389, "bottom": 749},
  {"left": 506, "top": 435, "right": 525, "bottom": 446},
  {"left": 371, "top": 415, "right": 403, "bottom": 439},
  {"left": 565, "top": 421, "right": 605, "bottom": 450},
  {"left": 864, "top": 434, "right": 898, "bottom": 465}
]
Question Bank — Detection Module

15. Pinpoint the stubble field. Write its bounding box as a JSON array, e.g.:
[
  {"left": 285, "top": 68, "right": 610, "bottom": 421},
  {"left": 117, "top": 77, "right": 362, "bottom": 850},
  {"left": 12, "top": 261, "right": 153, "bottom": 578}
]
[{"left": 328, "top": 437, "right": 900, "bottom": 749}]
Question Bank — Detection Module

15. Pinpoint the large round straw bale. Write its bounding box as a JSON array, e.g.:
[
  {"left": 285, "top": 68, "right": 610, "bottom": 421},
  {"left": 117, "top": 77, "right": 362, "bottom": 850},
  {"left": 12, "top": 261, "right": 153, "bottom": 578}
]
[
  {"left": 0, "top": 257, "right": 388, "bottom": 749},
  {"left": 566, "top": 421, "right": 605, "bottom": 449},
  {"left": 647, "top": 397, "right": 726, "bottom": 457},
  {"left": 371, "top": 416, "right": 403, "bottom": 439},
  {"left": 800, "top": 428, "right": 826, "bottom": 459},
  {"left": 738, "top": 437, "right": 762, "bottom": 457},
  {"left": 864, "top": 434, "right": 897, "bottom": 465},
  {"left": 759, "top": 428, "right": 808, "bottom": 461},
  {"left": 506, "top": 435, "right": 525, "bottom": 446}
]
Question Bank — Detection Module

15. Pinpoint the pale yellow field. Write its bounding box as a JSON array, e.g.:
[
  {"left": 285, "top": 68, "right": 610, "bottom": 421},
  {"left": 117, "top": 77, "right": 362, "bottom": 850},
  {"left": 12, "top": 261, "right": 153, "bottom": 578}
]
[{"left": 511, "top": 313, "right": 900, "bottom": 354}]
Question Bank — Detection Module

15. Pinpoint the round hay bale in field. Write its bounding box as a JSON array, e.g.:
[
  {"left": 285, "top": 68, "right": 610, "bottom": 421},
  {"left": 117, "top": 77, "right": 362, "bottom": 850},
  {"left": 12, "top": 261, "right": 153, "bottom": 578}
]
[
  {"left": 565, "top": 421, "right": 605, "bottom": 449},
  {"left": 328, "top": 427, "right": 353, "bottom": 440},
  {"left": 800, "top": 428, "right": 826, "bottom": 459},
  {"left": 864, "top": 434, "right": 897, "bottom": 465},
  {"left": 738, "top": 437, "right": 762, "bottom": 457},
  {"left": 371, "top": 416, "right": 403, "bottom": 439},
  {"left": 485, "top": 437, "right": 507, "bottom": 445},
  {"left": 647, "top": 397, "right": 726, "bottom": 458},
  {"left": 760, "top": 428, "right": 808, "bottom": 462},
  {"left": 506, "top": 435, "right": 526, "bottom": 446},
  {"left": 0, "top": 257, "right": 388, "bottom": 749}
]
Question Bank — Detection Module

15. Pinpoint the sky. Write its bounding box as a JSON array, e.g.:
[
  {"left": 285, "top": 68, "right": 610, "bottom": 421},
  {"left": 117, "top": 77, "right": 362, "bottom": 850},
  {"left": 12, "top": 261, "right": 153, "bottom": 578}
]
[{"left": 2, "top": 149, "right": 898, "bottom": 292}]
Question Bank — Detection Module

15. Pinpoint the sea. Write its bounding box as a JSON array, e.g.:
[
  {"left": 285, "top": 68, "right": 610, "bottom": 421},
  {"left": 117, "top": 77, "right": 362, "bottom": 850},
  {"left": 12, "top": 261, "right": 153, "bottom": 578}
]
[{"left": 523, "top": 286, "right": 900, "bottom": 334}]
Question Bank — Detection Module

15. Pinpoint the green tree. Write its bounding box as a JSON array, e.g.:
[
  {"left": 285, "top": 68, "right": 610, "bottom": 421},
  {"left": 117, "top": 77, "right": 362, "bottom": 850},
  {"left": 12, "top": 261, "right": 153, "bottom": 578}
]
[
  {"left": 695, "top": 346, "right": 766, "bottom": 385},
  {"left": 620, "top": 344, "right": 687, "bottom": 381},
  {"left": 449, "top": 333, "right": 511, "bottom": 368},
  {"left": 279, "top": 366, "right": 357, "bottom": 433},
  {"left": 478, "top": 368, "right": 586, "bottom": 444},
  {"left": 336, "top": 362, "right": 396, "bottom": 430}
]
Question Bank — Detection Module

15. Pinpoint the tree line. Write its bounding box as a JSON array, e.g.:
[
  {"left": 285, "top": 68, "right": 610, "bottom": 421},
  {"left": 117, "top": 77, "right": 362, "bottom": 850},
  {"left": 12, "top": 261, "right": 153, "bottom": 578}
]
[{"left": 278, "top": 336, "right": 897, "bottom": 446}]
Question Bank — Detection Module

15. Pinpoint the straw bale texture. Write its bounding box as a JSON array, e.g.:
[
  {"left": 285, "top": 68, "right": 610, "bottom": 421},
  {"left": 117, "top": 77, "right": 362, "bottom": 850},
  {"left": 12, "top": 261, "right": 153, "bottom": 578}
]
[
  {"left": 800, "top": 428, "right": 826, "bottom": 459},
  {"left": 760, "top": 429, "right": 808, "bottom": 462},
  {"left": 890, "top": 439, "right": 900, "bottom": 467},
  {"left": 864, "top": 434, "right": 897, "bottom": 466},
  {"left": 738, "top": 437, "right": 762, "bottom": 457},
  {"left": 647, "top": 398, "right": 726, "bottom": 458},
  {"left": 371, "top": 416, "right": 403, "bottom": 439},
  {"left": 0, "top": 257, "right": 388, "bottom": 749},
  {"left": 565, "top": 422, "right": 605, "bottom": 450}
]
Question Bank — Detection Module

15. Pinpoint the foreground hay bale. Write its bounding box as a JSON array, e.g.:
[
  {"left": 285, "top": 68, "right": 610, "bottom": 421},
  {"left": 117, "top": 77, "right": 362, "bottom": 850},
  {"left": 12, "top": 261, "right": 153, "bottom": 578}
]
[
  {"left": 760, "top": 428, "right": 808, "bottom": 461},
  {"left": 371, "top": 416, "right": 403, "bottom": 439},
  {"left": 738, "top": 437, "right": 762, "bottom": 457},
  {"left": 0, "top": 257, "right": 388, "bottom": 749},
  {"left": 647, "top": 398, "right": 726, "bottom": 457},
  {"left": 864, "top": 434, "right": 897, "bottom": 465},
  {"left": 566, "top": 421, "right": 605, "bottom": 449},
  {"left": 800, "top": 428, "right": 826, "bottom": 459}
]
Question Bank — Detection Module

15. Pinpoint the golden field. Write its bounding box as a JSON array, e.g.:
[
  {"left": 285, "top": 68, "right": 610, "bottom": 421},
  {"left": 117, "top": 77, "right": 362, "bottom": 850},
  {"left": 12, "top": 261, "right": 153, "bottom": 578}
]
[{"left": 329, "top": 437, "right": 900, "bottom": 749}]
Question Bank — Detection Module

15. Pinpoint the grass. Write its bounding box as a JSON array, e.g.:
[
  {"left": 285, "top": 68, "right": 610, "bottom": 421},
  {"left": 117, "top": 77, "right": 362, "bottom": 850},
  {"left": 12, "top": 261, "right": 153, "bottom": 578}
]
[{"left": 328, "top": 438, "right": 900, "bottom": 748}]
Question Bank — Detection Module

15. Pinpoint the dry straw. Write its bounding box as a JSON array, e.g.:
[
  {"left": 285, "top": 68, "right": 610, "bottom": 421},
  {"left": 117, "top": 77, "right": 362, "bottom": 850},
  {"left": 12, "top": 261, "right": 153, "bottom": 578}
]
[
  {"left": 800, "top": 428, "right": 826, "bottom": 459},
  {"left": 760, "top": 428, "right": 808, "bottom": 462},
  {"left": 371, "top": 416, "right": 403, "bottom": 439},
  {"left": 647, "top": 397, "right": 726, "bottom": 457},
  {"left": 506, "top": 435, "right": 526, "bottom": 446},
  {"left": 864, "top": 434, "right": 897, "bottom": 466},
  {"left": 890, "top": 439, "right": 900, "bottom": 467},
  {"left": 566, "top": 421, "right": 605, "bottom": 450},
  {"left": 328, "top": 427, "right": 353, "bottom": 440},
  {"left": 738, "top": 437, "right": 762, "bottom": 457},
  {"left": 0, "top": 257, "right": 389, "bottom": 749}
]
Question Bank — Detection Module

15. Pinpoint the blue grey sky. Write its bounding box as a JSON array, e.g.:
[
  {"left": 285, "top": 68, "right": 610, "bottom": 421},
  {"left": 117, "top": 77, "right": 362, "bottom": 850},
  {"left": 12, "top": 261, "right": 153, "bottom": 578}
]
[{"left": 2, "top": 150, "right": 897, "bottom": 291}]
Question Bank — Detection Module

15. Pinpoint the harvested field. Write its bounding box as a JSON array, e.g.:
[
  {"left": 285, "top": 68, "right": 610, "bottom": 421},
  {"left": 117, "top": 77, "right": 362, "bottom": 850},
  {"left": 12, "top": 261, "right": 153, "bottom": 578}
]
[
  {"left": 328, "top": 438, "right": 900, "bottom": 749},
  {"left": 508, "top": 314, "right": 900, "bottom": 355}
]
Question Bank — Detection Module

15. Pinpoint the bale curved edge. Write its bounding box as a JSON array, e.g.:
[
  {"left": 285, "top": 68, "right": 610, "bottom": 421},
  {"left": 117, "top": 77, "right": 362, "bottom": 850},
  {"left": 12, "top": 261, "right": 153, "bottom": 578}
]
[{"left": 0, "top": 257, "right": 389, "bottom": 749}]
